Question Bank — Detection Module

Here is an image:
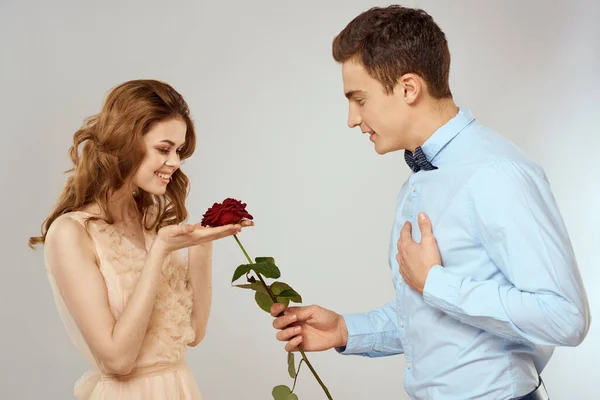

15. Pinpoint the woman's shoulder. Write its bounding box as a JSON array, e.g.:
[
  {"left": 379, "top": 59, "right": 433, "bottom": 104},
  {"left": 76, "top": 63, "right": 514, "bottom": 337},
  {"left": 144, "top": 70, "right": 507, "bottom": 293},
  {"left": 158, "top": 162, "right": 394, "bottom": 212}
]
[
  {"left": 46, "top": 208, "right": 105, "bottom": 252},
  {"left": 44, "top": 212, "right": 99, "bottom": 273},
  {"left": 46, "top": 212, "right": 92, "bottom": 246}
]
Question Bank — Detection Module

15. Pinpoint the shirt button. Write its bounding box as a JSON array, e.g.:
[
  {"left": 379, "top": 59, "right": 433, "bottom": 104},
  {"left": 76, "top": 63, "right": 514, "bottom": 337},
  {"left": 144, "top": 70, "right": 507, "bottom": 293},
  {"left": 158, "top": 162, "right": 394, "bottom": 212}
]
[
  {"left": 407, "top": 363, "right": 411, "bottom": 370},
  {"left": 411, "top": 186, "right": 416, "bottom": 192},
  {"left": 400, "top": 321, "right": 405, "bottom": 328}
]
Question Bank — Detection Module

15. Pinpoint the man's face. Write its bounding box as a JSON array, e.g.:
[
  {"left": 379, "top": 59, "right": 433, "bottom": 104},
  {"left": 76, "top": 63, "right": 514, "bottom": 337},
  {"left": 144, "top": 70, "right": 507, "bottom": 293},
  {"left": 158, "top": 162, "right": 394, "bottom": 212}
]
[{"left": 342, "top": 60, "right": 412, "bottom": 155}]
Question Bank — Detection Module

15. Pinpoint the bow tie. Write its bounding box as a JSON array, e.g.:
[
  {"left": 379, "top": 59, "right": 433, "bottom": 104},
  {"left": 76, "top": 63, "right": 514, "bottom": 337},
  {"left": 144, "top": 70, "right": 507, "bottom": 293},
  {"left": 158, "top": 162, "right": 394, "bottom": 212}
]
[{"left": 404, "top": 146, "right": 438, "bottom": 173}]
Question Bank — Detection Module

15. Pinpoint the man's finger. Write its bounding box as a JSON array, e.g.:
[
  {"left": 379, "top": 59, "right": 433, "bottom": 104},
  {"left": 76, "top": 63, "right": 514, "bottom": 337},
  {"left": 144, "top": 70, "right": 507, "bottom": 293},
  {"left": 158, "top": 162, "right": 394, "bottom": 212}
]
[
  {"left": 270, "top": 303, "right": 286, "bottom": 317},
  {"left": 276, "top": 325, "right": 302, "bottom": 342},
  {"left": 417, "top": 212, "right": 434, "bottom": 239},
  {"left": 400, "top": 221, "right": 413, "bottom": 245},
  {"left": 282, "top": 306, "right": 314, "bottom": 322},
  {"left": 285, "top": 335, "right": 303, "bottom": 352},
  {"left": 273, "top": 313, "right": 298, "bottom": 330},
  {"left": 271, "top": 305, "right": 309, "bottom": 323}
]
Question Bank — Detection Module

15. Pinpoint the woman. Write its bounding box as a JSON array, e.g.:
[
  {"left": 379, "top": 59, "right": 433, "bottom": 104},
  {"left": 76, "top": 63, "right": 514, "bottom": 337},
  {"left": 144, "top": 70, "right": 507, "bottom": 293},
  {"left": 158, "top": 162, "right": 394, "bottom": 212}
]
[{"left": 29, "top": 79, "right": 250, "bottom": 399}]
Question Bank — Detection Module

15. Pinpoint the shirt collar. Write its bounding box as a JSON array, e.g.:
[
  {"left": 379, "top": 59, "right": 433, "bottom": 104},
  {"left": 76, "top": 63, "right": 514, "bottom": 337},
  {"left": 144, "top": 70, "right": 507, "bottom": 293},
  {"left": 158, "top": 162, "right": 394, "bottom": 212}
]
[{"left": 420, "top": 107, "right": 475, "bottom": 162}]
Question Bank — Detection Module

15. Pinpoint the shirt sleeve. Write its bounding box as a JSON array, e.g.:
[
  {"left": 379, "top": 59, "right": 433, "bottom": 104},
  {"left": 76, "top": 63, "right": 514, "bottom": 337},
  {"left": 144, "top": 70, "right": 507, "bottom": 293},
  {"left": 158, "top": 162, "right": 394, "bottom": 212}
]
[
  {"left": 335, "top": 300, "right": 404, "bottom": 357},
  {"left": 423, "top": 160, "right": 591, "bottom": 346}
]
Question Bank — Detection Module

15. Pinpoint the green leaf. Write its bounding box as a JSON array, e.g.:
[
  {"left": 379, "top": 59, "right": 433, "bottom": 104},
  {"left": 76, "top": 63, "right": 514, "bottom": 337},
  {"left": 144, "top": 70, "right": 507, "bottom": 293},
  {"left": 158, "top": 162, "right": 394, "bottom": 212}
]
[
  {"left": 285, "top": 394, "right": 298, "bottom": 400},
  {"left": 255, "top": 256, "right": 275, "bottom": 264},
  {"left": 275, "top": 296, "right": 290, "bottom": 307},
  {"left": 231, "top": 261, "right": 280, "bottom": 282},
  {"left": 270, "top": 281, "right": 293, "bottom": 296},
  {"left": 253, "top": 261, "right": 281, "bottom": 279},
  {"left": 287, "top": 352, "right": 296, "bottom": 378},
  {"left": 272, "top": 385, "right": 292, "bottom": 400},
  {"left": 255, "top": 291, "right": 274, "bottom": 313},
  {"left": 277, "top": 289, "right": 303, "bottom": 303},
  {"left": 231, "top": 264, "right": 253, "bottom": 283},
  {"left": 233, "top": 281, "right": 269, "bottom": 294}
]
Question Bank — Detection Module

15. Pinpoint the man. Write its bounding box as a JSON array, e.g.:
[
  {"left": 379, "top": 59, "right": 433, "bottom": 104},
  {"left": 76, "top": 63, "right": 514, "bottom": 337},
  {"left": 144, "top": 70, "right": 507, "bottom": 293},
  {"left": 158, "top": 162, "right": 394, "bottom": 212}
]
[{"left": 270, "top": 5, "right": 591, "bottom": 400}]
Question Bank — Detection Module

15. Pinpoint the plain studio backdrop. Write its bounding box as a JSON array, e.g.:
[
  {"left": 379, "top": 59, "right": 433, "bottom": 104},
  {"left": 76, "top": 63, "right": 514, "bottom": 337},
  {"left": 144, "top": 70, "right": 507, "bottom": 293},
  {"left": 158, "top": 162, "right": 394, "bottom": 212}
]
[{"left": 1, "top": 0, "right": 598, "bottom": 399}]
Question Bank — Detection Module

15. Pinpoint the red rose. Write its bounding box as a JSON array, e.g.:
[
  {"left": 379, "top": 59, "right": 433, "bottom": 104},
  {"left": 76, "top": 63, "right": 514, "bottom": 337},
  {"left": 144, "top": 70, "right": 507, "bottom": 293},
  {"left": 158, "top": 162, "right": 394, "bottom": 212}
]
[{"left": 201, "top": 197, "right": 254, "bottom": 227}]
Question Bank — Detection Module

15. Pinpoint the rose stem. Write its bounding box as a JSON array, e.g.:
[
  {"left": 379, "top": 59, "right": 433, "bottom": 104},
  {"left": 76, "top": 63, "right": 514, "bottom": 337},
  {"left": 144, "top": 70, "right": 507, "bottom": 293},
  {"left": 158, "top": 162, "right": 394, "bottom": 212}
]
[{"left": 233, "top": 234, "right": 333, "bottom": 400}]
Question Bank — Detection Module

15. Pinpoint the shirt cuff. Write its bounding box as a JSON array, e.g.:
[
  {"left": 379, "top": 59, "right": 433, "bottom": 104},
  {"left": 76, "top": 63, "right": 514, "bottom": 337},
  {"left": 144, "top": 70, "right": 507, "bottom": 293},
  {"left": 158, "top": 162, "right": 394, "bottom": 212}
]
[
  {"left": 335, "top": 313, "right": 379, "bottom": 355},
  {"left": 423, "top": 265, "right": 462, "bottom": 313}
]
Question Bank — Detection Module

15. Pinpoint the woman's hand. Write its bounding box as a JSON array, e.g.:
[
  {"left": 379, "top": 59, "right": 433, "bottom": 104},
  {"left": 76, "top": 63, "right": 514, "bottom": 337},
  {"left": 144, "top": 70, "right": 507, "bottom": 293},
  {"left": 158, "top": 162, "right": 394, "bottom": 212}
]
[{"left": 153, "top": 219, "right": 253, "bottom": 255}]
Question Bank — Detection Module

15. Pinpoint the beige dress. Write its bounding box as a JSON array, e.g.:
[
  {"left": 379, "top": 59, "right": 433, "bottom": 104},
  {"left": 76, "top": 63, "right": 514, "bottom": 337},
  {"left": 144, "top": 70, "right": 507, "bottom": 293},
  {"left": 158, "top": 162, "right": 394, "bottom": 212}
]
[{"left": 45, "top": 211, "right": 202, "bottom": 399}]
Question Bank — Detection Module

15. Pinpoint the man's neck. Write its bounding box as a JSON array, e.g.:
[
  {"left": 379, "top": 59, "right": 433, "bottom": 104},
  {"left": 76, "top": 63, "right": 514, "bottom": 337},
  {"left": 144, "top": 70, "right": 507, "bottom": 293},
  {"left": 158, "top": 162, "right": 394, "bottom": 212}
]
[{"left": 407, "top": 99, "right": 458, "bottom": 152}]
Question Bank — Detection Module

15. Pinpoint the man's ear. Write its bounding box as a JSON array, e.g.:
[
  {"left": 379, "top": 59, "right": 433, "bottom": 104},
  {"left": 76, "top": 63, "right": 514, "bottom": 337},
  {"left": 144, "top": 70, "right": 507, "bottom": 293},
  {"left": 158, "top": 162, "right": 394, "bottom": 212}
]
[{"left": 398, "top": 73, "right": 422, "bottom": 104}]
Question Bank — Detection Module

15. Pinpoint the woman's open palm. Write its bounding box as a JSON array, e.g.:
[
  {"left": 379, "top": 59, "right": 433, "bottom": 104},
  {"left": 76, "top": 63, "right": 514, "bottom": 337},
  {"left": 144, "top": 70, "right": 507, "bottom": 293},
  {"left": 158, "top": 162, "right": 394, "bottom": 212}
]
[{"left": 155, "top": 220, "right": 253, "bottom": 254}]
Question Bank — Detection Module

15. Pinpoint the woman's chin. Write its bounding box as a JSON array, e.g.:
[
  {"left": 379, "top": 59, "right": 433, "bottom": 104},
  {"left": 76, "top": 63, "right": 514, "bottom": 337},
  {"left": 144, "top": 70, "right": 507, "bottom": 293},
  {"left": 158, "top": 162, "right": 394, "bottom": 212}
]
[{"left": 139, "top": 184, "right": 167, "bottom": 196}]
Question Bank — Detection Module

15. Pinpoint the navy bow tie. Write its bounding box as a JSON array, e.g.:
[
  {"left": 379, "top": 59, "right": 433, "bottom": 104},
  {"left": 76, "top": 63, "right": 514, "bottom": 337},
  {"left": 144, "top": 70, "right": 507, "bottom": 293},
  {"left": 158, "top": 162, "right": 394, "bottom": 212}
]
[{"left": 404, "top": 146, "right": 438, "bottom": 173}]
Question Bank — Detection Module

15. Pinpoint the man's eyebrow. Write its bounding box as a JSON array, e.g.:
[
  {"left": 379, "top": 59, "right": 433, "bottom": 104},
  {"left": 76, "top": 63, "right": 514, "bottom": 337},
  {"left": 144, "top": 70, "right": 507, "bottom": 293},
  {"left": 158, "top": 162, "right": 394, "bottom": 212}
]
[{"left": 345, "top": 90, "right": 365, "bottom": 99}]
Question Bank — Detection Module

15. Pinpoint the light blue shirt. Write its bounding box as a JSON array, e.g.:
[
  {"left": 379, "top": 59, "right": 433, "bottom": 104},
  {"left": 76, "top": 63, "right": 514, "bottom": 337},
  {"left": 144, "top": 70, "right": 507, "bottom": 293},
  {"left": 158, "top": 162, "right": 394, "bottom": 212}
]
[{"left": 338, "top": 108, "right": 591, "bottom": 400}]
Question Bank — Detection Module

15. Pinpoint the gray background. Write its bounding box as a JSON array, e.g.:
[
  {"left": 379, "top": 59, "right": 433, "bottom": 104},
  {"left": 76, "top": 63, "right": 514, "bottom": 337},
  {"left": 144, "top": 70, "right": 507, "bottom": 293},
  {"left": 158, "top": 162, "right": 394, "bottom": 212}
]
[{"left": 1, "top": 0, "right": 598, "bottom": 399}]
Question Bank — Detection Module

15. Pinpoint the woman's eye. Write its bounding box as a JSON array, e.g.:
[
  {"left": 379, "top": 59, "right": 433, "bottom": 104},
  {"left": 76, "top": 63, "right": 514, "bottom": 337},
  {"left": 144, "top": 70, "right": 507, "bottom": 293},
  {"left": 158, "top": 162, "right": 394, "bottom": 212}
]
[{"left": 158, "top": 148, "right": 170, "bottom": 155}]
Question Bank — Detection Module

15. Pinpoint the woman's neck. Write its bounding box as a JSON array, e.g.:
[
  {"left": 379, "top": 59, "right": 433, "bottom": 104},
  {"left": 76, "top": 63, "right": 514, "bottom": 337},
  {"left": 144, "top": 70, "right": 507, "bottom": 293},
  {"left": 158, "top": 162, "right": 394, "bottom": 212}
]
[
  {"left": 84, "top": 185, "right": 140, "bottom": 223},
  {"left": 110, "top": 190, "right": 139, "bottom": 223}
]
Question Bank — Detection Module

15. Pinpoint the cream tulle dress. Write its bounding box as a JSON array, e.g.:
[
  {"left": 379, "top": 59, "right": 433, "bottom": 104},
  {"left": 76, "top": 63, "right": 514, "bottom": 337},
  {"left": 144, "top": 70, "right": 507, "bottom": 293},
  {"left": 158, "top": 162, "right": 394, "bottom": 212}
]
[{"left": 45, "top": 211, "right": 203, "bottom": 399}]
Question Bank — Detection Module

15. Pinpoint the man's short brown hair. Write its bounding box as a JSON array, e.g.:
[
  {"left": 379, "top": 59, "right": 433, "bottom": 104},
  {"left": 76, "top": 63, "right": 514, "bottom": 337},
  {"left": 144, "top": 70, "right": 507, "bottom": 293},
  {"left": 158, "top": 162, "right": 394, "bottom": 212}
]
[{"left": 332, "top": 5, "right": 452, "bottom": 98}]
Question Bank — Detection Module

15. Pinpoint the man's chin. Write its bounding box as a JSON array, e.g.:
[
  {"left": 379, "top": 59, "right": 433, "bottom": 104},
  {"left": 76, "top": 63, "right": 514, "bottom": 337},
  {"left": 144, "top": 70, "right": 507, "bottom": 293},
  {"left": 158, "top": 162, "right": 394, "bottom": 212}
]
[
  {"left": 373, "top": 144, "right": 393, "bottom": 155},
  {"left": 375, "top": 142, "right": 406, "bottom": 155}
]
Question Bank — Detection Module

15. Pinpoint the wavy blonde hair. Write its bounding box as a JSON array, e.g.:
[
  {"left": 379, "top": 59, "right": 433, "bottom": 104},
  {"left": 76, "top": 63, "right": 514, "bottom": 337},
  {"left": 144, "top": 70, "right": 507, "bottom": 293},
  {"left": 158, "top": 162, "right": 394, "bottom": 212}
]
[{"left": 29, "top": 79, "right": 196, "bottom": 248}]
